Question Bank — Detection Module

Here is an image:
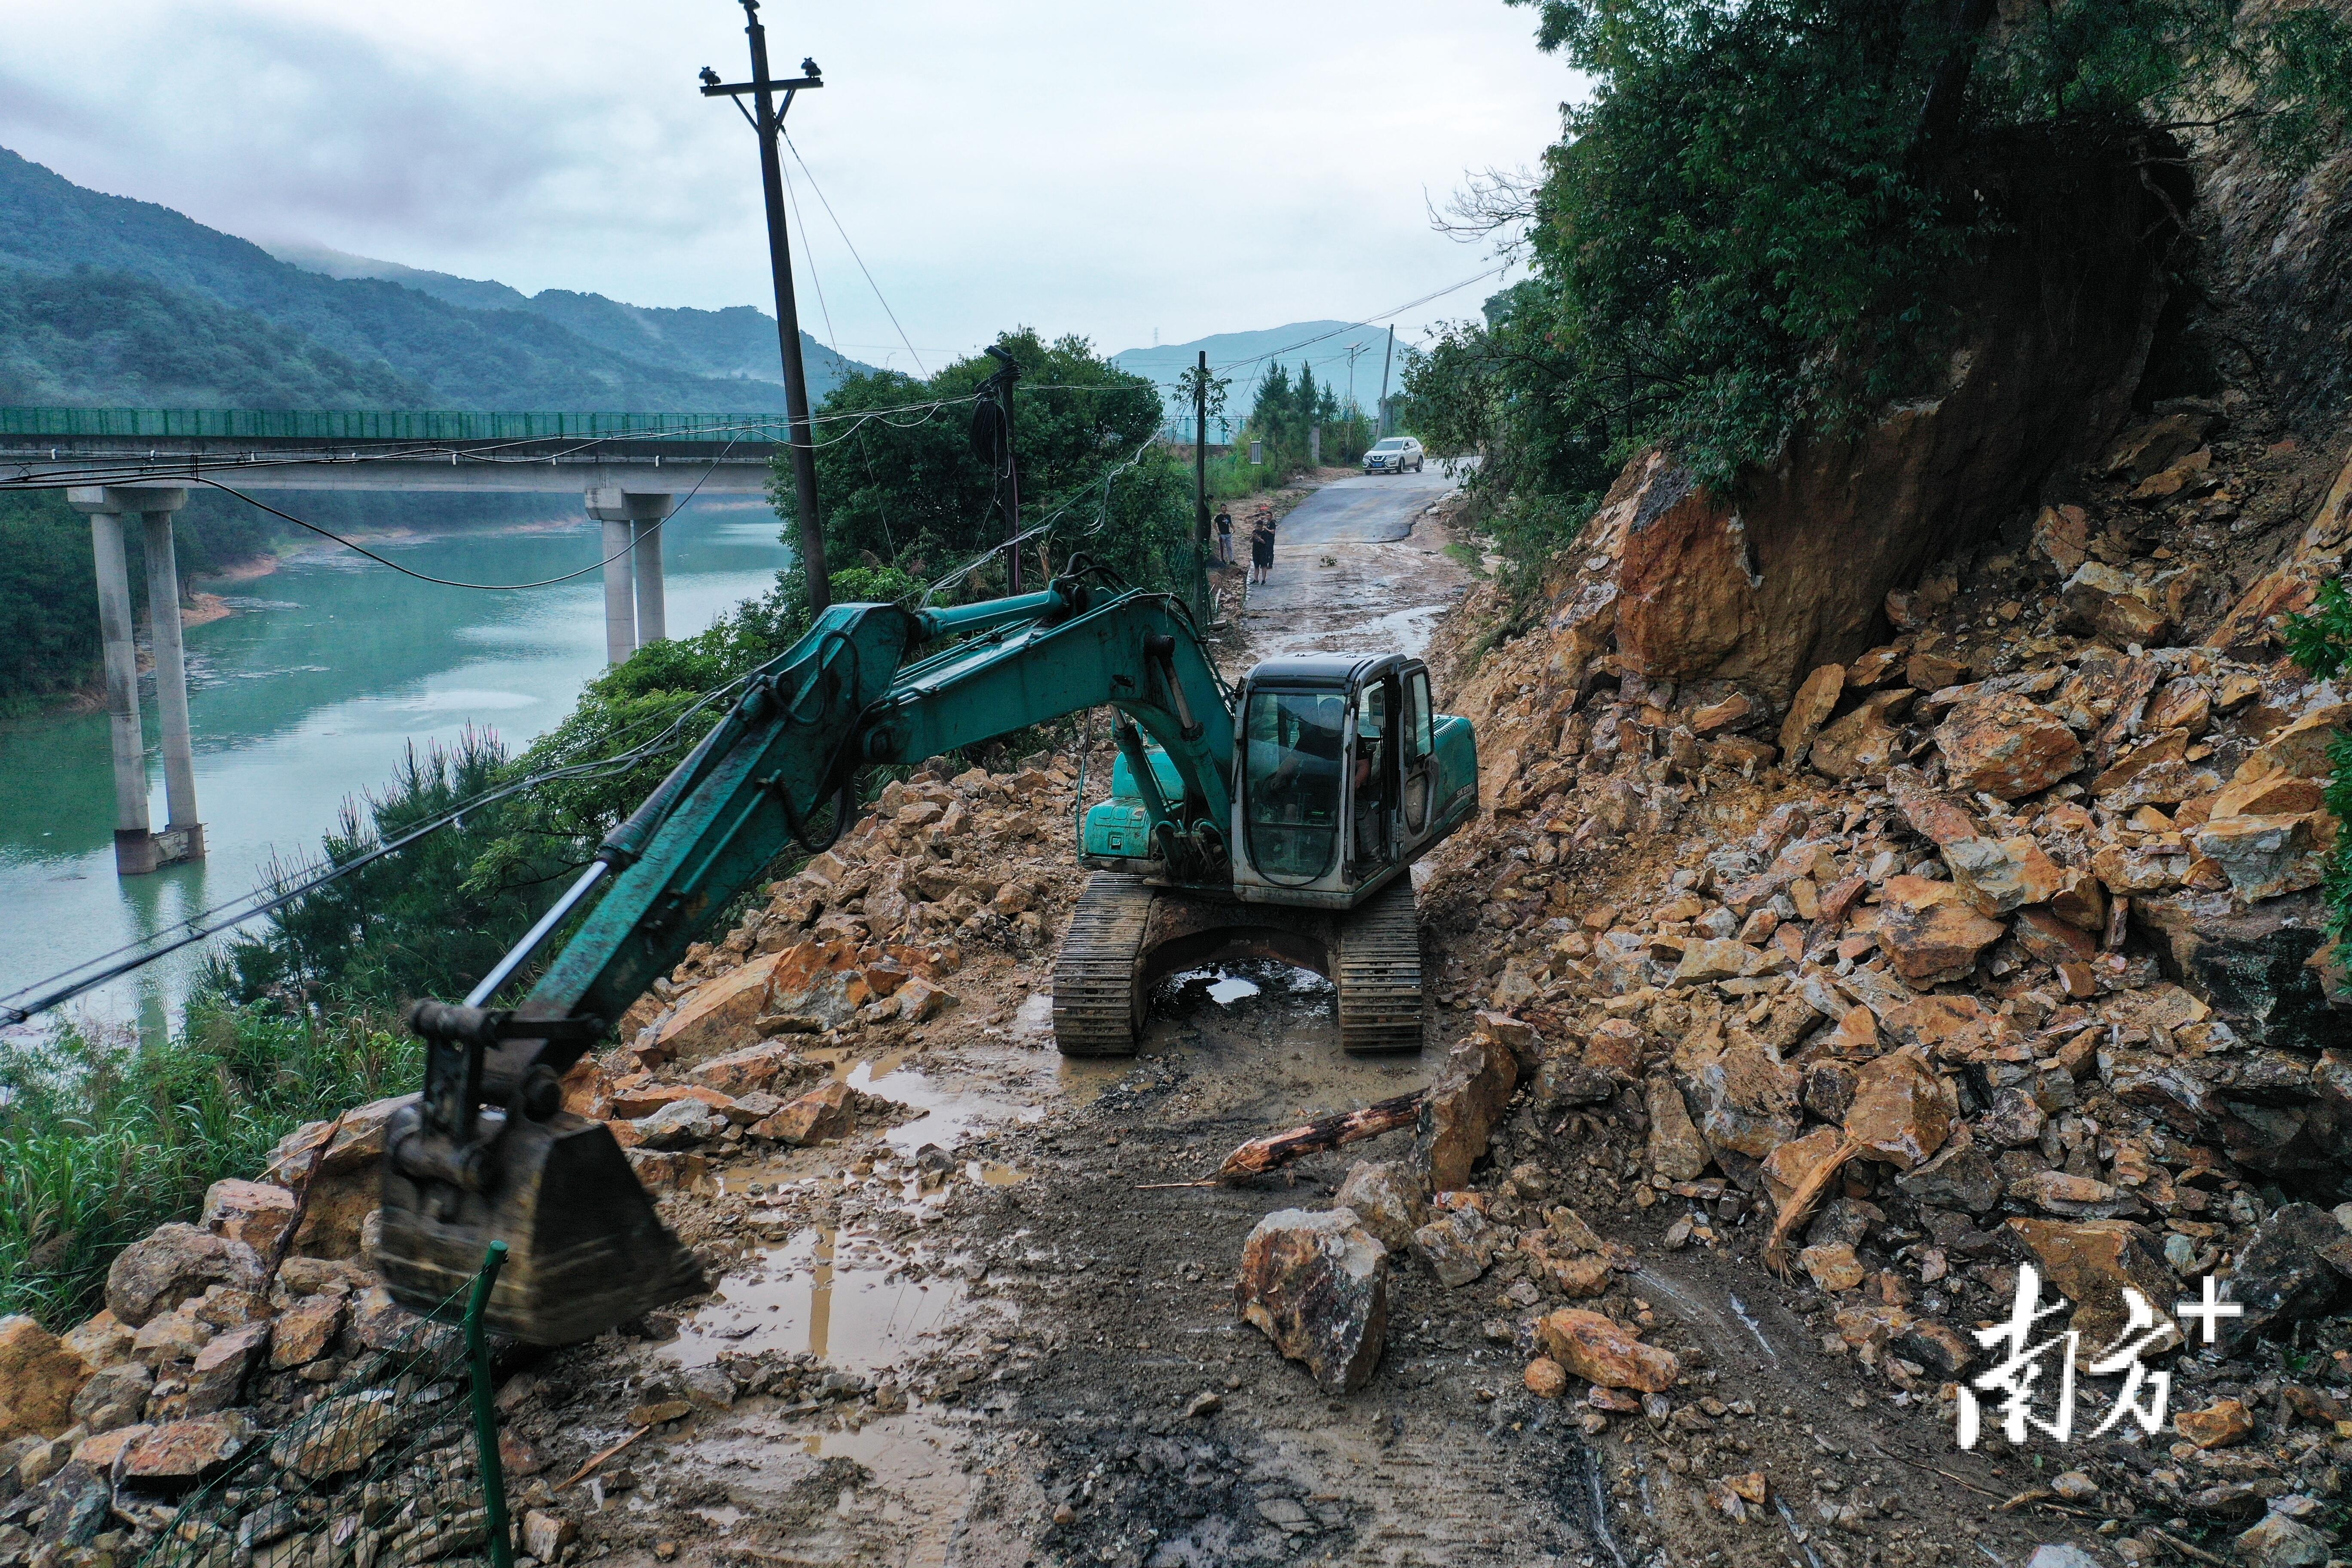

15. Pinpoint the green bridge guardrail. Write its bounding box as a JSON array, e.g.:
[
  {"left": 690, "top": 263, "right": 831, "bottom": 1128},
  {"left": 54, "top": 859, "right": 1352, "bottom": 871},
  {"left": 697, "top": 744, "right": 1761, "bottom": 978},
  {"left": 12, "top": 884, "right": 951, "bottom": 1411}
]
[{"left": 0, "top": 407, "right": 789, "bottom": 442}]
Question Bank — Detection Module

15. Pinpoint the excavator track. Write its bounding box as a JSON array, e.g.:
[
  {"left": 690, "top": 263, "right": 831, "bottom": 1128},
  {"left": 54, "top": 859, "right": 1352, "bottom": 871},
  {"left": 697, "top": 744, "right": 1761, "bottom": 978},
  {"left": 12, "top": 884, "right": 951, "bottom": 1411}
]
[
  {"left": 1335, "top": 874, "right": 1426, "bottom": 1053},
  {"left": 1052, "top": 872, "right": 1156, "bottom": 1056}
]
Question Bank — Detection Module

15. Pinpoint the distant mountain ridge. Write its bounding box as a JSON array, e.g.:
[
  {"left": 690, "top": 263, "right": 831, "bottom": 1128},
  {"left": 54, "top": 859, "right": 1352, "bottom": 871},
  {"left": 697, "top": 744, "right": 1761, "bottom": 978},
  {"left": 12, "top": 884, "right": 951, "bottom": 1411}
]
[
  {"left": 1111, "top": 321, "right": 1400, "bottom": 429},
  {"left": 0, "top": 147, "right": 873, "bottom": 411},
  {"left": 263, "top": 240, "right": 855, "bottom": 391}
]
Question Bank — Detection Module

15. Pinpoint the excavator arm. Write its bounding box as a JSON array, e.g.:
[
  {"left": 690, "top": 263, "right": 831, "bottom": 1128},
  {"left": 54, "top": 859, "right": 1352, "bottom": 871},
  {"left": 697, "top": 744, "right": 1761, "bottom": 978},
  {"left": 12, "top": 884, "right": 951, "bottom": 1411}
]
[{"left": 381, "top": 573, "right": 1233, "bottom": 1340}]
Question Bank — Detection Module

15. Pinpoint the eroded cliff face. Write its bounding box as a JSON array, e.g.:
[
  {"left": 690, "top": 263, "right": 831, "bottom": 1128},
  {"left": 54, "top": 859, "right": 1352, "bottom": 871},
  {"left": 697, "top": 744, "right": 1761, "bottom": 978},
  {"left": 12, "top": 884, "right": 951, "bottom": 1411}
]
[
  {"left": 1602, "top": 140, "right": 2188, "bottom": 701},
  {"left": 2179, "top": 0, "right": 2352, "bottom": 434}
]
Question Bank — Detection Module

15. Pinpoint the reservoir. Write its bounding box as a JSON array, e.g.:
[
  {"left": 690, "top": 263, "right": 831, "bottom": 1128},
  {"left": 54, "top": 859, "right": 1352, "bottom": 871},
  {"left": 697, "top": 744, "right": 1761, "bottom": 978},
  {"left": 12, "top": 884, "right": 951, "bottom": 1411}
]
[{"left": 0, "top": 502, "right": 791, "bottom": 1046}]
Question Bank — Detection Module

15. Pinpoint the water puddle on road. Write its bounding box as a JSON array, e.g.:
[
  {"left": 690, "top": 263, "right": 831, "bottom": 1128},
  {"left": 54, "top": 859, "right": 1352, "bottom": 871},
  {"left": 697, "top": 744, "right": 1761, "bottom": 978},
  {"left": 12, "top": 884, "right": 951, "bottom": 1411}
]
[{"left": 667, "top": 1224, "right": 968, "bottom": 1372}]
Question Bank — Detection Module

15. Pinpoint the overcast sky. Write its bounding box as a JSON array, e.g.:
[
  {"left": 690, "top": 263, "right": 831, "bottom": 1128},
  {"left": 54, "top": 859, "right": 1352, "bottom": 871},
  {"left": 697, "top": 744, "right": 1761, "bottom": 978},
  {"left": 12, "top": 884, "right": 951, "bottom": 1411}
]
[{"left": 0, "top": 1, "right": 1582, "bottom": 369}]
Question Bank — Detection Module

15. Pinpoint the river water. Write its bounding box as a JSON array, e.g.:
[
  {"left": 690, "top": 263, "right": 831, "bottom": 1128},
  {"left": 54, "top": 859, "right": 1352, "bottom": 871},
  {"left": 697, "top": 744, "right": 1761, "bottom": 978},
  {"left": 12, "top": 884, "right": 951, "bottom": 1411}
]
[{"left": 0, "top": 503, "right": 790, "bottom": 1046}]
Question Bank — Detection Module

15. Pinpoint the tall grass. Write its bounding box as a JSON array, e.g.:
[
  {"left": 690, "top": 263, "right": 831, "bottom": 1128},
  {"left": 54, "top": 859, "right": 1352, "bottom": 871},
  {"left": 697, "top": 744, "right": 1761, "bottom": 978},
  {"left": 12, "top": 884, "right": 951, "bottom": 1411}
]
[{"left": 0, "top": 995, "right": 418, "bottom": 1328}]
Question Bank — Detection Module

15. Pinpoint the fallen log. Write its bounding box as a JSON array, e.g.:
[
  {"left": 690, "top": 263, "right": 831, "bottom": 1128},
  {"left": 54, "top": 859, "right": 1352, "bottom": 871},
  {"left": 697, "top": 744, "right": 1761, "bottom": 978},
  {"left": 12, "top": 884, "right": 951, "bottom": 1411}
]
[{"left": 1216, "top": 1089, "right": 1426, "bottom": 1183}]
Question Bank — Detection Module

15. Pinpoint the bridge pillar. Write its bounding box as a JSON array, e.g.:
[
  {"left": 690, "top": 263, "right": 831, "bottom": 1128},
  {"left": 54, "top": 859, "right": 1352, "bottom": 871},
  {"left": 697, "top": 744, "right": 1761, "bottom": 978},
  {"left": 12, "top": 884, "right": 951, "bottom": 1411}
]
[
  {"left": 586, "top": 488, "right": 672, "bottom": 661},
  {"left": 596, "top": 515, "right": 636, "bottom": 664},
  {"left": 67, "top": 485, "right": 202, "bottom": 875}
]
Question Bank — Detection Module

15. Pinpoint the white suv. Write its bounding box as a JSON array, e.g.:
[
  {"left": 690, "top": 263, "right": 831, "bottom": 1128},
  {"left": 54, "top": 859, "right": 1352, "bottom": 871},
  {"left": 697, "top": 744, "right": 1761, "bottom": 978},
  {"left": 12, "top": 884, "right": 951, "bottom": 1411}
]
[{"left": 1363, "top": 436, "right": 1424, "bottom": 474}]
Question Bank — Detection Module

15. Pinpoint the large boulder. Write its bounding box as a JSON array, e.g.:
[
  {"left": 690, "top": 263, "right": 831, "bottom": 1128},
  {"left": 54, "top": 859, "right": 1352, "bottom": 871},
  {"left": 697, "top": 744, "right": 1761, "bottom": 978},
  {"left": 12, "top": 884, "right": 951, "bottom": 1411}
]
[
  {"left": 1333, "top": 1160, "right": 1427, "bottom": 1253},
  {"left": 1844, "top": 1050, "right": 1954, "bottom": 1170},
  {"left": 1233, "top": 1209, "right": 1389, "bottom": 1394},
  {"left": 1534, "top": 1309, "right": 1681, "bottom": 1392},
  {"left": 2008, "top": 1219, "right": 2182, "bottom": 1355},
  {"left": 0, "top": 1319, "right": 89, "bottom": 1442},
  {"left": 2132, "top": 891, "right": 2339, "bottom": 1051},
  {"left": 1681, "top": 1036, "right": 1801, "bottom": 1158},
  {"left": 2217, "top": 1203, "right": 2346, "bottom": 1357},
  {"left": 1934, "top": 694, "right": 2083, "bottom": 800},
  {"left": 122, "top": 1412, "right": 257, "bottom": 1491},
  {"left": 1414, "top": 1029, "right": 1520, "bottom": 1191},
  {"left": 1875, "top": 876, "right": 2008, "bottom": 985},
  {"left": 1645, "top": 1073, "right": 1712, "bottom": 1181},
  {"left": 259, "top": 1095, "right": 413, "bottom": 1259},
  {"left": 199, "top": 1179, "right": 297, "bottom": 1256},
  {"left": 104, "top": 1225, "right": 264, "bottom": 1329}
]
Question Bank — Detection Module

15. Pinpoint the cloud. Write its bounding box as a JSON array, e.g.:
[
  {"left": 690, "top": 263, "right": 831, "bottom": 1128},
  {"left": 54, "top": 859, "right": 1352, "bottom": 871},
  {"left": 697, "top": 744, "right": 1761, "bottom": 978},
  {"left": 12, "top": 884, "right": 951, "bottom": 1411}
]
[{"left": 0, "top": 0, "right": 1583, "bottom": 358}]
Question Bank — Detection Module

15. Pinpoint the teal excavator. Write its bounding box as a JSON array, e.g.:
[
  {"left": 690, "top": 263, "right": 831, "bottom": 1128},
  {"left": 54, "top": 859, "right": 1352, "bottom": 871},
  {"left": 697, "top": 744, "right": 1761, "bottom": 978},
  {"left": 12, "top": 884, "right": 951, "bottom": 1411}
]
[{"left": 382, "top": 565, "right": 1477, "bottom": 1341}]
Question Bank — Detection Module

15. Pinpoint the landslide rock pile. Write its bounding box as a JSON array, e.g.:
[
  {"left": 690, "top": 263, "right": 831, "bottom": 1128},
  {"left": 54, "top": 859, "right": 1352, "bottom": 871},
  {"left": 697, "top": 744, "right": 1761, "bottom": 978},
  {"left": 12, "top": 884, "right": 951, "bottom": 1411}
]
[
  {"left": 567, "top": 757, "right": 1094, "bottom": 1186},
  {"left": 1387, "top": 405, "right": 2352, "bottom": 1555}
]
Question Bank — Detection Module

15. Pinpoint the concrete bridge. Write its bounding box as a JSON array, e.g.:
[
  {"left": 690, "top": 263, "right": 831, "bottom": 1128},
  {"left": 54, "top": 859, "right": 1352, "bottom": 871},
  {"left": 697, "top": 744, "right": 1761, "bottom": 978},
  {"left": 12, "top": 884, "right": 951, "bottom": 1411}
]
[{"left": 3, "top": 407, "right": 786, "bottom": 874}]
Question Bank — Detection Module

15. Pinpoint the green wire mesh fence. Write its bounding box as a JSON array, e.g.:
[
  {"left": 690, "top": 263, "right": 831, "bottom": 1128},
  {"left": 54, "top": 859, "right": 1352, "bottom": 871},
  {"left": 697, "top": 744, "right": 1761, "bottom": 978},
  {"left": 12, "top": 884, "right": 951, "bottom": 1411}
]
[{"left": 129, "top": 1246, "right": 511, "bottom": 1568}]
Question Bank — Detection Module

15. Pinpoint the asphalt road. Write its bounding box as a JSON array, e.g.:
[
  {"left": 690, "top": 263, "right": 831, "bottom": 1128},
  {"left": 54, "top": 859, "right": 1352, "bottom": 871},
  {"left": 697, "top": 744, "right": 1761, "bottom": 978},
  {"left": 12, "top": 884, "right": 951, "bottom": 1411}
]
[{"left": 1257, "top": 464, "right": 1463, "bottom": 546}]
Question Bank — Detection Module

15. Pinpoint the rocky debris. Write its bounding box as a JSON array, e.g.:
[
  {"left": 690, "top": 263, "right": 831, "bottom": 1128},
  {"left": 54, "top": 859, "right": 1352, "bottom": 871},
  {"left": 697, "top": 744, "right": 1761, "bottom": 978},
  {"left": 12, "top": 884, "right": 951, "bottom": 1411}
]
[
  {"left": 1410, "top": 398, "right": 2352, "bottom": 1544},
  {"left": 104, "top": 1225, "right": 266, "bottom": 1329},
  {"left": 1233, "top": 1209, "right": 1390, "bottom": 1394},
  {"left": 1413, "top": 1021, "right": 1521, "bottom": 1190},
  {"left": 1332, "top": 1160, "right": 1427, "bottom": 1252},
  {"left": 121, "top": 1412, "right": 256, "bottom": 1489},
  {"left": 0, "top": 1319, "right": 86, "bottom": 1442},
  {"left": 199, "top": 1179, "right": 298, "bottom": 1254},
  {"left": 1533, "top": 1309, "right": 1680, "bottom": 1392}
]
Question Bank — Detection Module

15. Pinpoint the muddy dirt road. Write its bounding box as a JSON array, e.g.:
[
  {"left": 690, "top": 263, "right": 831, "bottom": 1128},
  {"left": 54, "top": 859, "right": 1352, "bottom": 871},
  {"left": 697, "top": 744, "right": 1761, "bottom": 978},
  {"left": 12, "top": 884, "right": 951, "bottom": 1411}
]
[{"left": 501, "top": 477, "right": 2086, "bottom": 1568}]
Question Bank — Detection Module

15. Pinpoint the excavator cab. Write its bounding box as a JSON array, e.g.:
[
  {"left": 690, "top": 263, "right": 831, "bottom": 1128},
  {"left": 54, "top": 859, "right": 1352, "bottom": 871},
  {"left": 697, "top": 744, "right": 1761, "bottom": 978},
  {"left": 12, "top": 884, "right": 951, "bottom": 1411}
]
[
  {"left": 1061, "top": 653, "right": 1478, "bottom": 1056},
  {"left": 1081, "top": 654, "right": 1474, "bottom": 902},
  {"left": 1229, "top": 655, "right": 1475, "bottom": 902}
]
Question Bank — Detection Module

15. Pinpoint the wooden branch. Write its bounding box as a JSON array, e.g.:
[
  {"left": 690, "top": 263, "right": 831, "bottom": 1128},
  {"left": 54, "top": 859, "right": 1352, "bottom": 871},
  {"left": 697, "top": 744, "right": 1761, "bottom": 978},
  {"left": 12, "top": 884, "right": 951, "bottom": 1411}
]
[
  {"left": 1763, "top": 1133, "right": 1865, "bottom": 1275},
  {"left": 557, "top": 1424, "right": 651, "bottom": 1491},
  {"left": 263, "top": 1109, "right": 348, "bottom": 1297},
  {"left": 1216, "top": 1090, "right": 1427, "bottom": 1183}
]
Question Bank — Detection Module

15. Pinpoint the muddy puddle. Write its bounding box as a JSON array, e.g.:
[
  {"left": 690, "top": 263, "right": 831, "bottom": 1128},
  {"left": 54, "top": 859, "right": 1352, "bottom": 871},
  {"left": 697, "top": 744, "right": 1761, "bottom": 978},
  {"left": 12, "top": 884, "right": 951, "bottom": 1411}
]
[{"left": 667, "top": 1224, "right": 971, "bottom": 1371}]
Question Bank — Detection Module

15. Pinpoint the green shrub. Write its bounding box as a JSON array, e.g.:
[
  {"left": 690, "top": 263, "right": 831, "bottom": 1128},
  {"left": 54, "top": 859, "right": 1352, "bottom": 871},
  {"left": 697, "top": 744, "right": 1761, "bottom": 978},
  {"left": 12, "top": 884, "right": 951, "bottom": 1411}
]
[
  {"left": 0, "top": 996, "right": 417, "bottom": 1327},
  {"left": 2285, "top": 577, "right": 2352, "bottom": 941}
]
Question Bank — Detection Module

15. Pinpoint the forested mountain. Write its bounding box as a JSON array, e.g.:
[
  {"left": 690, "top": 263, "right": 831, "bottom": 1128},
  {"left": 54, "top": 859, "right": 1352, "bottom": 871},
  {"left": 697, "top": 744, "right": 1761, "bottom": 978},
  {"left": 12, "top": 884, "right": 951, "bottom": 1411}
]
[
  {"left": 0, "top": 147, "right": 869, "bottom": 411},
  {"left": 264, "top": 240, "right": 864, "bottom": 392}
]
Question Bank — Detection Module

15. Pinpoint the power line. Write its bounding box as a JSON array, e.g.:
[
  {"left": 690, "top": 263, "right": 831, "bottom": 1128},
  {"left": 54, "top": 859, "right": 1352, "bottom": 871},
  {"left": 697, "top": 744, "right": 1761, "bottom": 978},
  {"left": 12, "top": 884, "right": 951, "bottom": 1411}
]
[
  {"left": 1207, "top": 265, "right": 1511, "bottom": 375},
  {"left": 783, "top": 130, "right": 927, "bottom": 377},
  {"left": 776, "top": 153, "right": 839, "bottom": 352}
]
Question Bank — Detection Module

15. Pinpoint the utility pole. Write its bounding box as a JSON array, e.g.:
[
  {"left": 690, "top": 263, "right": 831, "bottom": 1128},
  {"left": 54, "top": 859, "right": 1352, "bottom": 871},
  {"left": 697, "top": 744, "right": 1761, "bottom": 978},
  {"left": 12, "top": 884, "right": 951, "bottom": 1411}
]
[
  {"left": 1376, "top": 324, "right": 1396, "bottom": 438},
  {"left": 983, "top": 345, "right": 1023, "bottom": 591},
  {"left": 1193, "top": 350, "right": 1211, "bottom": 622},
  {"left": 702, "top": 2, "right": 829, "bottom": 612},
  {"left": 1193, "top": 351, "right": 1209, "bottom": 551}
]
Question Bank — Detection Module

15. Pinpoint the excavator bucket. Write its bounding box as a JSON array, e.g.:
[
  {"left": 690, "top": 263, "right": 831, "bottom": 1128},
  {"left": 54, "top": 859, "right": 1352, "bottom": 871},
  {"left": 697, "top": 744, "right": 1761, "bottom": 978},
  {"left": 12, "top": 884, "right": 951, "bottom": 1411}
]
[{"left": 376, "top": 1103, "right": 705, "bottom": 1344}]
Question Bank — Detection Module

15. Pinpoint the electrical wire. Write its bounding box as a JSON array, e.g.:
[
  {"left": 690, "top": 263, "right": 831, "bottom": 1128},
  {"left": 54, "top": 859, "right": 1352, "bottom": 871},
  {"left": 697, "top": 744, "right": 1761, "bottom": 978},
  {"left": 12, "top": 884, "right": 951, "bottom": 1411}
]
[
  {"left": 776, "top": 153, "right": 839, "bottom": 353},
  {"left": 783, "top": 130, "right": 927, "bottom": 377},
  {"left": 1207, "top": 265, "right": 1510, "bottom": 375}
]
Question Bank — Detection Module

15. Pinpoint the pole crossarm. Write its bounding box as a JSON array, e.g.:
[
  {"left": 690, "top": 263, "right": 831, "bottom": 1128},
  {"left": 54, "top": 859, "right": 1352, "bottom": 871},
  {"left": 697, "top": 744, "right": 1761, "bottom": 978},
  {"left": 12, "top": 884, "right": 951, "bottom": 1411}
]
[{"left": 698, "top": 75, "right": 822, "bottom": 97}]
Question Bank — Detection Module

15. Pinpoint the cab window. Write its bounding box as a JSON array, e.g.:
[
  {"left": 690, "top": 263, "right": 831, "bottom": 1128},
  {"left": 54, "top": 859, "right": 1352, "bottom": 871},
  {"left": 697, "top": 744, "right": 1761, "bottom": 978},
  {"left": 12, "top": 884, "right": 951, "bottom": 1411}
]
[
  {"left": 1243, "top": 688, "right": 1345, "bottom": 882},
  {"left": 1401, "top": 670, "right": 1431, "bottom": 760}
]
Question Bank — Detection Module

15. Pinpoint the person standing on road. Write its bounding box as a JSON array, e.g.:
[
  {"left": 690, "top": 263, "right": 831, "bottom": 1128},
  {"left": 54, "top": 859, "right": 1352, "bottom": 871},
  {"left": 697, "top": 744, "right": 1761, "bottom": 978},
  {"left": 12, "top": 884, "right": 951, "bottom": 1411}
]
[
  {"left": 1214, "top": 505, "right": 1234, "bottom": 565},
  {"left": 1250, "top": 512, "right": 1275, "bottom": 585}
]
